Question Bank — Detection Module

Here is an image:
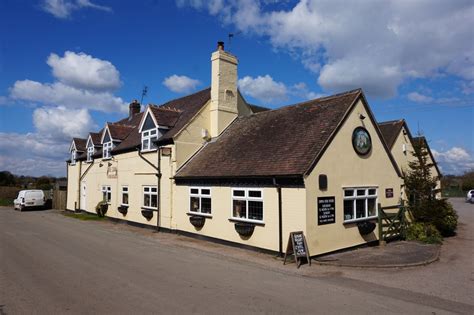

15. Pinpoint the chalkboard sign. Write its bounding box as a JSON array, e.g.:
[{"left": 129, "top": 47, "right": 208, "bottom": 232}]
[
  {"left": 318, "top": 196, "right": 335, "bottom": 225},
  {"left": 283, "top": 231, "right": 311, "bottom": 268}
]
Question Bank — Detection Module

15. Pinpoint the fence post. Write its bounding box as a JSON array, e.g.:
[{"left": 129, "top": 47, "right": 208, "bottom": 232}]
[{"left": 378, "top": 203, "right": 385, "bottom": 246}]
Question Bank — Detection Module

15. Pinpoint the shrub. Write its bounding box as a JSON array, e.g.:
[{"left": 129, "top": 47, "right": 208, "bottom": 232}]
[
  {"left": 406, "top": 222, "right": 442, "bottom": 244},
  {"left": 95, "top": 201, "right": 108, "bottom": 217},
  {"left": 432, "top": 200, "right": 458, "bottom": 237}
]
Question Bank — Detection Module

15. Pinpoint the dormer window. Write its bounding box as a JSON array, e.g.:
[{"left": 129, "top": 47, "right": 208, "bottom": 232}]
[
  {"left": 87, "top": 146, "right": 94, "bottom": 162},
  {"left": 142, "top": 128, "right": 158, "bottom": 151},
  {"left": 71, "top": 150, "right": 76, "bottom": 165},
  {"left": 103, "top": 141, "right": 113, "bottom": 159}
]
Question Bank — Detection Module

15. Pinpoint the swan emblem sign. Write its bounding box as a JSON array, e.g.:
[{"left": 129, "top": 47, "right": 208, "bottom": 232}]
[{"left": 352, "top": 127, "right": 372, "bottom": 156}]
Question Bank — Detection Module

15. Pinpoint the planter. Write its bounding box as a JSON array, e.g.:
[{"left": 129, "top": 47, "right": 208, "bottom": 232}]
[
  {"left": 118, "top": 205, "right": 128, "bottom": 215},
  {"left": 189, "top": 215, "right": 205, "bottom": 228},
  {"left": 234, "top": 222, "right": 255, "bottom": 237},
  {"left": 141, "top": 209, "right": 153, "bottom": 220},
  {"left": 357, "top": 221, "right": 376, "bottom": 235}
]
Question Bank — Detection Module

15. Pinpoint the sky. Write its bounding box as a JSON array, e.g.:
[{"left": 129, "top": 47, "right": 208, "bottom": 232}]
[{"left": 0, "top": 0, "right": 473, "bottom": 177}]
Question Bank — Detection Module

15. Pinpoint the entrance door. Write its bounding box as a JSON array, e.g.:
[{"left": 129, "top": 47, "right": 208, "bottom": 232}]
[{"left": 80, "top": 181, "right": 86, "bottom": 210}]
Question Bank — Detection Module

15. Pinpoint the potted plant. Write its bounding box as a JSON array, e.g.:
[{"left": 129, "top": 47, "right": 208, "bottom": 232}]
[
  {"left": 357, "top": 221, "right": 376, "bottom": 235},
  {"left": 118, "top": 205, "right": 128, "bottom": 215},
  {"left": 141, "top": 209, "right": 153, "bottom": 220},
  {"left": 95, "top": 201, "right": 108, "bottom": 217},
  {"left": 234, "top": 222, "right": 255, "bottom": 237}
]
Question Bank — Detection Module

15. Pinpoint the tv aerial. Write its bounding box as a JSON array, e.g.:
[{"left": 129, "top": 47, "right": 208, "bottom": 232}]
[{"left": 228, "top": 31, "right": 242, "bottom": 52}]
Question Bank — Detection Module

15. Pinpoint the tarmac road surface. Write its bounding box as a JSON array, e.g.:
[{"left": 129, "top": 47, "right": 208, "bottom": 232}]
[{"left": 1, "top": 199, "right": 472, "bottom": 314}]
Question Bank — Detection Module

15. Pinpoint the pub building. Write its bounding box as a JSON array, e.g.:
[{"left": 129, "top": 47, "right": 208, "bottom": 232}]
[{"left": 67, "top": 42, "right": 434, "bottom": 257}]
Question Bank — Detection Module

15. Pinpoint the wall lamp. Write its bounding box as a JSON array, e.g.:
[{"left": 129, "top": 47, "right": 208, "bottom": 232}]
[
  {"left": 359, "top": 113, "right": 366, "bottom": 120},
  {"left": 99, "top": 162, "right": 104, "bottom": 167}
]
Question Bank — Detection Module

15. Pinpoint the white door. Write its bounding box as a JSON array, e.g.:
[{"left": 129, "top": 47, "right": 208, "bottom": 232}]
[{"left": 80, "top": 182, "right": 86, "bottom": 210}]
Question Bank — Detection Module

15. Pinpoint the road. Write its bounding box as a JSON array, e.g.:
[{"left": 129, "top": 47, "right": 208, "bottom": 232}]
[{"left": 1, "top": 199, "right": 472, "bottom": 314}]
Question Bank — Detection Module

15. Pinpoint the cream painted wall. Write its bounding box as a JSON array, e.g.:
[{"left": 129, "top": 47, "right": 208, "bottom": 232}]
[
  {"left": 173, "top": 184, "right": 306, "bottom": 252},
  {"left": 304, "top": 99, "right": 402, "bottom": 256},
  {"left": 66, "top": 163, "right": 80, "bottom": 210}
]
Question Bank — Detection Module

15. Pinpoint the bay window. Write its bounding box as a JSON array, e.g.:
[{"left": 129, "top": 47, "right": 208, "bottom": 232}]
[
  {"left": 343, "top": 187, "right": 377, "bottom": 222},
  {"left": 189, "top": 187, "right": 211, "bottom": 215},
  {"left": 232, "top": 188, "right": 263, "bottom": 222}
]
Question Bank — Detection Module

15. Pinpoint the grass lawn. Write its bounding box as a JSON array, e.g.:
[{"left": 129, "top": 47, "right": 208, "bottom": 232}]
[
  {"left": 0, "top": 198, "right": 13, "bottom": 206},
  {"left": 62, "top": 211, "right": 105, "bottom": 221}
]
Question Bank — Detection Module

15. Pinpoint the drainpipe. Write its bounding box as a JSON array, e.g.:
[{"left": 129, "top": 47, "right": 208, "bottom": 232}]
[
  {"left": 273, "top": 177, "right": 283, "bottom": 257},
  {"left": 137, "top": 148, "right": 161, "bottom": 232}
]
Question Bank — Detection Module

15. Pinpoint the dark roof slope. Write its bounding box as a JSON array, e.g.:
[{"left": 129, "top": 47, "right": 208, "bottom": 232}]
[
  {"left": 249, "top": 104, "right": 270, "bottom": 113},
  {"left": 412, "top": 136, "right": 442, "bottom": 177},
  {"left": 90, "top": 132, "right": 102, "bottom": 146},
  {"left": 108, "top": 123, "right": 135, "bottom": 140},
  {"left": 176, "top": 89, "right": 362, "bottom": 178},
  {"left": 73, "top": 138, "right": 87, "bottom": 152},
  {"left": 378, "top": 120, "right": 405, "bottom": 149}
]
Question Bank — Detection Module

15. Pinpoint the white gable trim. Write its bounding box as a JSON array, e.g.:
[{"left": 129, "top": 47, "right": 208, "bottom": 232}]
[
  {"left": 86, "top": 135, "right": 94, "bottom": 148},
  {"left": 138, "top": 106, "right": 159, "bottom": 133},
  {"left": 69, "top": 140, "right": 77, "bottom": 153}
]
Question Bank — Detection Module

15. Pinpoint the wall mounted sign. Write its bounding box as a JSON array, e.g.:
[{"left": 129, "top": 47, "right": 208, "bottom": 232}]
[
  {"left": 385, "top": 188, "right": 394, "bottom": 198},
  {"left": 107, "top": 166, "right": 117, "bottom": 178},
  {"left": 318, "top": 196, "right": 335, "bottom": 225},
  {"left": 283, "top": 231, "right": 311, "bottom": 268},
  {"left": 352, "top": 127, "right": 372, "bottom": 156}
]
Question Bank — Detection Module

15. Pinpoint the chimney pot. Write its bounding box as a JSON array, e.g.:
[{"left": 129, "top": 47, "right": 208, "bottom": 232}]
[
  {"left": 217, "top": 41, "right": 224, "bottom": 51},
  {"left": 129, "top": 99, "right": 140, "bottom": 119}
]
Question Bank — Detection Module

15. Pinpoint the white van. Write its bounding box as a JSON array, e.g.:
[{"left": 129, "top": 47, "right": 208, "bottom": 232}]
[{"left": 14, "top": 190, "right": 46, "bottom": 211}]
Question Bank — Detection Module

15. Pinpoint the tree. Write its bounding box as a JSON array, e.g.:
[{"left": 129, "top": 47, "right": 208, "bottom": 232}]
[{"left": 0, "top": 171, "right": 16, "bottom": 186}]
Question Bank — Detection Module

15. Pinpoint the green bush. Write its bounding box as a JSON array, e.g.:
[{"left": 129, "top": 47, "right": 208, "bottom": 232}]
[
  {"left": 432, "top": 200, "right": 458, "bottom": 236},
  {"left": 406, "top": 222, "right": 443, "bottom": 244},
  {"left": 95, "top": 201, "right": 108, "bottom": 217}
]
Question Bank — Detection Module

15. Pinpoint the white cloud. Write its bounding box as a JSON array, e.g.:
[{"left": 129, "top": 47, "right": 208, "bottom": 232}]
[
  {"left": 432, "top": 147, "right": 474, "bottom": 175},
  {"left": 0, "top": 154, "right": 67, "bottom": 177},
  {"left": 407, "top": 92, "right": 434, "bottom": 103},
  {"left": 178, "top": 0, "right": 474, "bottom": 98},
  {"left": 47, "top": 51, "right": 121, "bottom": 91},
  {"left": 290, "top": 82, "right": 323, "bottom": 100},
  {"left": 10, "top": 80, "right": 127, "bottom": 113},
  {"left": 238, "top": 75, "right": 288, "bottom": 104},
  {"left": 41, "top": 0, "right": 112, "bottom": 19},
  {"left": 163, "top": 75, "right": 201, "bottom": 94}
]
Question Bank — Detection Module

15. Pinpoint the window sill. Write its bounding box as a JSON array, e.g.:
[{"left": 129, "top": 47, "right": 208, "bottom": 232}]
[
  {"left": 343, "top": 216, "right": 378, "bottom": 225},
  {"left": 229, "top": 217, "right": 265, "bottom": 226},
  {"left": 141, "top": 206, "right": 158, "bottom": 211},
  {"left": 141, "top": 149, "right": 157, "bottom": 153},
  {"left": 102, "top": 157, "right": 112, "bottom": 161},
  {"left": 186, "top": 212, "right": 212, "bottom": 218}
]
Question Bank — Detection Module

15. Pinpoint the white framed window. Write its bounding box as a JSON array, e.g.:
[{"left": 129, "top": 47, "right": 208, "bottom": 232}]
[
  {"left": 87, "top": 146, "right": 94, "bottom": 162},
  {"left": 189, "top": 187, "right": 211, "bottom": 215},
  {"left": 103, "top": 141, "right": 113, "bottom": 159},
  {"left": 101, "top": 185, "right": 111, "bottom": 203},
  {"left": 231, "top": 188, "right": 263, "bottom": 223},
  {"left": 143, "top": 186, "right": 157, "bottom": 209},
  {"left": 121, "top": 186, "right": 129, "bottom": 206},
  {"left": 343, "top": 187, "right": 378, "bottom": 222},
  {"left": 71, "top": 150, "right": 76, "bottom": 165},
  {"left": 141, "top": 128, "right": 158, "bottom": 151}
]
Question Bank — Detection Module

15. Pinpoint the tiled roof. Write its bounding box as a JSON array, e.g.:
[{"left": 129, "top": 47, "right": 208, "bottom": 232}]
[
  {"left": 90, "top": 132, "right": 102, "bottom": 146},
  {"left": 378, "top": 120, "right": 405, "bottom": 149},
  {"left": 176, "top": 89, "right": 362, "bottom": 178},
  {"left": 108, "top": 123, "right": 135, "bottom": 141},
  {"left": 249, "top": 104, "right": 270, "bottom": 113},
  {"left": 73, "top": 138, "right": 87, "bottom": 152}
]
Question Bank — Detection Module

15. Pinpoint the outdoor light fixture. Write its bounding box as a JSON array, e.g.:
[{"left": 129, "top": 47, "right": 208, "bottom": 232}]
[
  {"left": 99, "top": 163, "right": 104, "bottom": 167},
  {"left": 359, "top": 113, "right": 366, "bottom": 120},
  {"left": 108, "top": 162, "right": 112, "bottom": 166}
]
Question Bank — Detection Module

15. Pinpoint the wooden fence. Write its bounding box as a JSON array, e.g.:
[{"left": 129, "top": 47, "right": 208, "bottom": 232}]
[
  {"left": 378, "top": 201, "right": 409, "bottom": 244},
  {"left": 52, "top": 189, "right": 67, "bottom": 210}
]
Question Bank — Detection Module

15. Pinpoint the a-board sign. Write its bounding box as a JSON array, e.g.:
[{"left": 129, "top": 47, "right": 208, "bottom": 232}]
[
  {"left": 318, "top": 196, "right": 335, "bottom": 225},
  {"left": 283, "top": 231, "right": 311, "bottom": 268},
  {"left": 385, "top": 188, "right": 394, "bottom": 198}
]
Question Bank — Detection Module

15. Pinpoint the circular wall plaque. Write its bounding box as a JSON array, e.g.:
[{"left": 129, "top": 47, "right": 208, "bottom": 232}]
[{"left": 352, "top": 127, "right": 372, "bottom": 155}]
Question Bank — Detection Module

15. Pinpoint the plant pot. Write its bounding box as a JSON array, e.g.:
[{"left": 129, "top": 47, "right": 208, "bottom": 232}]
[
  {"left": 118, "top": 205, "right": 128, "bottom": 215},
  {"left": 357, "top": 221, "right": 376, "bottom": 235},
  {"left": 234, "top": 222, "right": 255, "bottom": 237},
  {"left": 141, "top": 209, "right": 153, "bottom": 220},
  {"left": 189, "top": 215, "right": 205, "bottom": 228}
]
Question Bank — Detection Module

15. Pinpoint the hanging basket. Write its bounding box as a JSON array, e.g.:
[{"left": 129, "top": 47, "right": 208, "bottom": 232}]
[
  {"left": 189, "top": 215, "right": 206, "bottom": 228},
  {"left": 141, "top": 209, "right": 154, "bottom": 220},
  {"left": 357, "top": 221, "right": 376, "bottom": 235},
  {"left": 118, "top": 205, "right": 128, "bottom": 215},
  {"left": 234, "top": 222, "right": 255, "bottom": 237}
]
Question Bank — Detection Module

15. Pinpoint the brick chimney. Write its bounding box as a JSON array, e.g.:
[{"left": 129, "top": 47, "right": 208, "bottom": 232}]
[
  {"left": 210, "top": 41, "right": 238, "bottom": 138},
  {"left": 129, "top": 99, "right": 140, "bottom": 118}
]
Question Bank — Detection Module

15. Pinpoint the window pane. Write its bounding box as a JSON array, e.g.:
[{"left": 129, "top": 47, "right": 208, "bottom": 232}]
[
  {"left": 150, "top": 140, "right": 157, "bottom": 150},
  {"left": 248, "top": 201, "right": 263, "bottom": 221},
  {"left": 368, "top": 198, "right": 376, "bottom": 217},
  {"left": 151, "top": 195, "right": 157, "bottom": 208},
  {"left": 151, "top": 187, "right": 157, "bottom": 193},
  {"left": 201, "top": 189, "right": 210, "bottom": 195},
  {"left": 150, "top": 129, "right": 157, "bottom": 135},
  {"left": 357, "top": 189, "right": 366, "bottom": 196},
  {"left": 144, "top": 187, "right": 150, "bottom": 192},
  {"left": 233, "top": 190, "right": 245, "bottom": 197},
  {"left": 356, "top": 199, "right": 366, "bottom": 218},
  {"left": 190, "top": 188, "right": 199, "bottom": 194},
  {"left": 344, "top": 200, "right": 354, "bottom": 220},
  {"left": 201, "top": 197, "right": 211, "bottom": 214},
  {"left": 190, "top": 197, "right": 199, "bottom": 212},
  {"left": 107, "top": 192, "right": 111, "bottom": 202},
  {"left": 368, "top": 188, "right": 376, "bottom": 196},
  {"left": 123, "top": 187, "right": 128, "bottom": 192},
  {"left": 144, "top": 194, "right": 150, "bottom": 207},
  {"left": 122, "top": 193, "right": 128, "bottom": 205},
  {"left": 233, "top": 200, "right": 246, "bottom": 218},
  {"left": 344, "top": 190, "right": 354, "bottom": 197},
  {"left": 248, "top": 190, "right": 261, "bottom": 198},
  {"left": 143, "top": 139, "right": 149, "bottom": 150}
]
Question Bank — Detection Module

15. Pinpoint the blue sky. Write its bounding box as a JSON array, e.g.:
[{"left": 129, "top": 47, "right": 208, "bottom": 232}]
[{"left": 0, "top": 0, "right": 473, "bottom": 177}]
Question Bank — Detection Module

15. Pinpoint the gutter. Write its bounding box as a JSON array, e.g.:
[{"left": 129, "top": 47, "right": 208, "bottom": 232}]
[
  {"left": 137, "top": 148, "right": 161, "bottom": 232},
  {"left": 273, "top": 177, "right": 283, "bottom": 257}
]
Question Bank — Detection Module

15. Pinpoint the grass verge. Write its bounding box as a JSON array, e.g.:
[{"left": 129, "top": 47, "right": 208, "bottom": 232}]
[
  {"left": 0, "top": 198, "right": 13, "bottom": 206},
  {"left": 62, "top": 211, "right": 105, "bottom": 221}
]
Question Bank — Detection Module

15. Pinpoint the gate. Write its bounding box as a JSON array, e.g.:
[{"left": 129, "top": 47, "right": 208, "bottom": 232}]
[{"left": 378, "top": 201, "right": 409, "bottom": 244}]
